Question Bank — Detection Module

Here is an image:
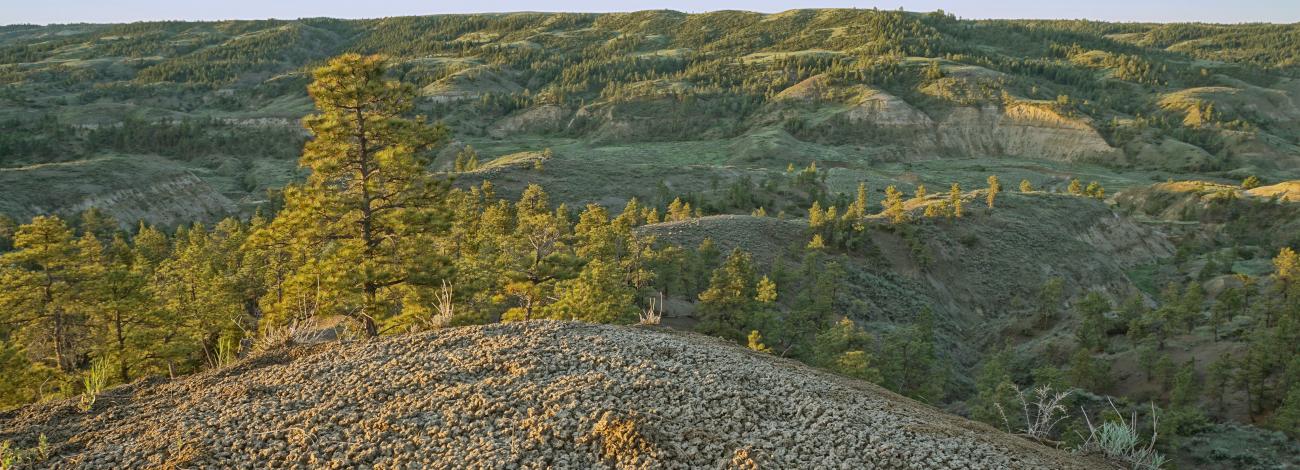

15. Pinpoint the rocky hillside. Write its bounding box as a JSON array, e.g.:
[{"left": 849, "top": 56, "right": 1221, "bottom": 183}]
[{"left": 0, "top": 321, "right": 1101, "bottom": 469}]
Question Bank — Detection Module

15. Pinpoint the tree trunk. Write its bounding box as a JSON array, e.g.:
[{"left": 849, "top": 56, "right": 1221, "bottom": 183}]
[
  {"left": 355, "top": 107, "right": 380, "bottom": 337},
  {"left": 115, "top": 310, "right": 129, "bottom": 383},
  {"left": 53, "top": 305, "right": 69, "bottom": 372}
]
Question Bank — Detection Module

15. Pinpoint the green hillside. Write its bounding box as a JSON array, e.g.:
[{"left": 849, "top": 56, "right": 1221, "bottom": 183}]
[{"left": 4, "top": 10, "right": 1300, "bottom": 221}]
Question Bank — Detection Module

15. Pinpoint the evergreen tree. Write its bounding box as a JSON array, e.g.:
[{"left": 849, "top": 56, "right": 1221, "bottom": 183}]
[
  {"left": 755, "top": 275, "right": 778, "bottom": 303},
  {"left": 1068, "top": 179, "right": 1083, "bottom": 195},
  {"left": 1180, "top": 281, "right": 1204, "bottom": 333},
  {"left": 250, "top": 54, "right": 450, "bottom": 336},
  {"left": 1075, "top": 291, "right": 1110, "bottom": 352},
  {"left": 1241, "top": 175, "right": 1262, "bottom": 190},
  {"left": 500, "top": 185, "right": 573, "bottom": 321},
  {"left": 947, "top": 183, "right": 963, "bottom": 219},
  {"left": 971, "top": 349, "right": 1016, "bottom": 425},
  {"left": 1275, "top": 386, "right": 1300, "bottom": 437},
  {"left": 880, "top": 308, "right": 944, "bottom": 401},
  {"left": 1276, "top": 247, "right": 1299, "bottom": 303},
  {"left": 985, "top": 175, "right": 1001, "bottom": 208},
  {"left": 1237, "top": 341, "right": 1272, "bottom": 417},
  {"left": 0, "top": 216, "right": 96, "bottom": 373},
  {"left": 747, "top": 330, "right": 773, "bottom": 353},
  {"left": 1207, "top": 354, "right": 1234, "bottom": 415},
  {"left": 0, "top": 340, "right": 54, "bottom": 408},
  {"left": 807, "top": 234, "right": 825, "bottom": 250},
  {"left": 812, "top": 318, "right": 881, "bottom": 383},
  {"left": 697, "top": 249, "right": 757, "bottom": 341},
  {"left": 883, "top": 185, "right": 908, "bottom": 224},
  {"left": 154, "top": 224, "right": 245, "bottom": 369},
  {"left": 1170, "top": 361, "right": 1199, "bottom": 408},
  {"left": 1069, "top": 348, "right": 1110, "bottom": 391},
  {"left": 0, "top": 215, "right": 17, "bottom": 252},
  {"left": 807, "top": 200, "right": 827, "bottom": 232},
  {"left": 541, "top": 259, "right": 635, "bottom": 323},
  {"left": 1211, "top": 287, "right": 1242, "bottom": 341},
  {"left": 845, "top": 182, "right": 869, "bottom": 223},
  {"left": 88, "top": 234, "right": 156, "bottom": 383},
  {"left": 1019, "top": 179, "right": 1033, "bottom": 193},
  {"left": 1036, "top": 277, "right": 1064, "bottom": 326},
  {"left": 1084, "top": 181, "right": 1105, "bottom": 199}
]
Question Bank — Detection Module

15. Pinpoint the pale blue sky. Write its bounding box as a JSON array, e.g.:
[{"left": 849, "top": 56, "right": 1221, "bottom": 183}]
[{"left": 3, "top": 0, "right": 1298, "bottom": 25}]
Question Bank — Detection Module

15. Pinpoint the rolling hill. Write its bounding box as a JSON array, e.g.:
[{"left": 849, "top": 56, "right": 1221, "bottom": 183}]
[{"left": 3, "top": 10, "right": 1300, "bottom": 223}]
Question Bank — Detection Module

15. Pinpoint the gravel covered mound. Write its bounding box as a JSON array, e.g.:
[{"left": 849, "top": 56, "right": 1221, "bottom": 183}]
[{"left": 1, "top": 321, "right": 1095, "bottom": 469}]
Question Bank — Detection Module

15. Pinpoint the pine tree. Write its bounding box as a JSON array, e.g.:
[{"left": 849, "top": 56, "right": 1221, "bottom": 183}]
[
  {"left": 1211, "top": 287, "right": 1242, "bottom": 341},
  {"left": 1036, "top": 277, "right": 1064, "bottom": 326},
  {"left": 1275, "top": 247, "right": 1299, "bottom": 302},
  {"left": 1206, "top": 354, "right": 1234, "bottom": 415},
  {"left": 643, "top": 208, "right": 660, "bottom": 224},
  {"left": 812, "top": 318, "right": 881, "bottom": 382},
  {"left": 0, "top": 339, "right": 53, "bottom": 408},
  {"left": 1242, "top": 175, "right": 1262, "bottom": 190},
  {"left": 923, "top": 201, "right": 946, "bottom": 219},
  {"left": 464, "top": 146, "right": 479, "bottom": 171},
  {"left": 807, "top": 200, "right": 827, "bottom": 231},
  {"left": 1085, "top": 181, "right": 1105, "bottom": 199},
  {"left": 971, "top": 349, "right": 1015, "bottom": 424},
  {"left": 249, "top": 54, "right": 451, "bottom": 336},
  {"left": 1068, "top": 178, "right": 1083, "bottom": 195},
  {"left": 985, "top": 175, "right": 1001, "bottom": 208},
  {"left": 1069, "top": 348, "right": 1110, "bottom": 391},
  {"left": 879, "top": 308, "right": 944, "bottom": 401},
  {"left": 1237, "top": 341, "right": 1271, "bottom": 417},
  {"left": 1170, "top": 361, "right": 1199, "bottom": 408},
  {"left": 0, "top": 215, "right": 16, "bottom": 252},
  {"left": 807, "top": 234, "right": 825, "bottom": 250},
  {"left": 883, "top": 185, "right": 908, "bottom": 224},
  {"left": 914, "top": 185, "right": 927, "bottom": 200},
  {"left": 1275, "top": 386, "right": 1300, "bottom": 437},
  {"left": 845, "top": 182, "right": 869, "bottom": 222},
  {"left": 755, "top": 275, "right": 778, "bottom": 303},
  {"left": 1076, "top": 291, "right": 1110, "bottom": 352},
  {"left": 747, "top": 330, "right": 773, "bottom": 353},
  {"left": 501, "top": 185, "right": 573, "bottom": 321},
  {"left": 154, "top": 224, "right": 245, "bottom": 369},
  {"left": 1180, "top": 281, "right": 1204, "bottom": 333},
  {"left": 666, "top": 197, "right": 692, "bottom": 222},
  {"left": 0, "top": 216, "right": 96, "bottom": 373},
  {"left": 88, "top": 234, "right": 156, "bottom": 383},
  {"left": 947, "top": 183, "right": 963, "bottom": 218},
  {"left": 541, "top": 259, "right": 635, "bottom": 323},
  {"left": 697, "top": 249, "right": 757, "bottom": 341}
]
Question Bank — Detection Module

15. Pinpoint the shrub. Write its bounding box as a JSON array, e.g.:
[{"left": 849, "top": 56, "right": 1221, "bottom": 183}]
[
  {"left": 996, "top": 384, "right": 1072, "bottom": 444},
  {"left": 1075, "top": 400, "right": 1167, "bottom": 469},
  {"left": 253, "top": 317, "right": 329, "bottom": 354},
  {"left": 79, "top": 359, "right": 111, "bottom": 412}
]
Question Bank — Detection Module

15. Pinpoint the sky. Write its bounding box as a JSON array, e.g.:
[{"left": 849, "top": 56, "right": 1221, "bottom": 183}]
[{"left": 3, "top": 0, "right": 1299, "bottom": 26}]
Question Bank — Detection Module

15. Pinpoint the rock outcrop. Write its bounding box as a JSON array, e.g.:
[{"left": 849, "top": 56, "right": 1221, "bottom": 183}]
[
  {"left": 936, "top": 103, "right": 1121, "bottom": 162},
  {"left": 0, "top": 321, "right": 1097, "bottom": 469},
  {"left": 50, "top": 174, "right": 238, "bottom": 228}
]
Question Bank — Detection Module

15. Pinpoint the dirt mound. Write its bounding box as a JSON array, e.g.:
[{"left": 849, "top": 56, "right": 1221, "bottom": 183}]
[
  {"left": 1248, "top": 180, "right": 1300, "bottom": 201},
  {"left": 0, "top": 322, "right": 1095, "bottom": 469}
]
